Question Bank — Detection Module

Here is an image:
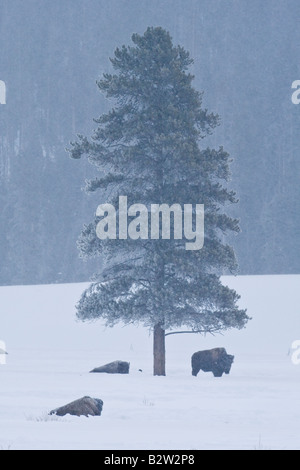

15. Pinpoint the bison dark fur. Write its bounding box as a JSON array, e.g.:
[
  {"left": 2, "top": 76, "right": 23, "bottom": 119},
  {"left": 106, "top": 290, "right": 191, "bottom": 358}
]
[
  {"left": 191, "top": 348, "right": 234, "bottom": 377},
  {"left": 90, "top": 360, "right": 130, "bottom": 374},
  {"left": 50, "top": 396, "right": 103, "bottom": 417}
]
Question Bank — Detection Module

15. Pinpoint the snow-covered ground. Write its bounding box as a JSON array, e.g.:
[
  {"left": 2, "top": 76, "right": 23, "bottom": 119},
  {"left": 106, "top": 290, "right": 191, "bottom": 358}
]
[{"left": 1, "top": 275, "right": 300, "bottom": 450}]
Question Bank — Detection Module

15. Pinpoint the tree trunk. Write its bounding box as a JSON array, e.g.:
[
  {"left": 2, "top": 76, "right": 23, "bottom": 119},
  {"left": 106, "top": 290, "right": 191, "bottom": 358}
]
[{"left": 153, "top": 323, "right": 166, "bottom": 376}]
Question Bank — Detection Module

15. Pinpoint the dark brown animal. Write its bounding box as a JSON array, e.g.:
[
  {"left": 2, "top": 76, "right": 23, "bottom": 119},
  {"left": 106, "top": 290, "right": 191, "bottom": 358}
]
[
  {"left": 50, "top": 396, "right": 103, "bottom": 417},
  {"left": 90, "top": 360, "right": 130, "bottom": 374},
  {"left": 191, "top": 348, "right": 234, "bottom": 377}
]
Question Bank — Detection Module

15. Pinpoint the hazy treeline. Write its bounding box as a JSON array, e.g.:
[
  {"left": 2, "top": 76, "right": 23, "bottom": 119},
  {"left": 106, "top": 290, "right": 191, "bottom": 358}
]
[{"left": 0, "top": 0, "right": 299, "bottom": 285}]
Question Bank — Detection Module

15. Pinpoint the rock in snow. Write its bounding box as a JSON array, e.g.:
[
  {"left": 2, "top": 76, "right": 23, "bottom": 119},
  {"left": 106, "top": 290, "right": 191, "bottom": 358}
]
[
  {"left": 90, "top": 360, "right": 130, "bottom": 374},
  {"left": 50, "top": 396, "right": 103, "bottom": 417}
]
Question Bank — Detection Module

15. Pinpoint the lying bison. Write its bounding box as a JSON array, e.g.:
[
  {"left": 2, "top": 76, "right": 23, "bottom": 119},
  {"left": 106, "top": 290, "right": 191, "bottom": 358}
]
[
  {"left": 90, "top": 360, "right": 130, "bottom": 374},
  {"left": 191, "top": 348, "right": 234, "bottom": 377},
  {"left": 50, "top": 396, "right": 103, "bottom": 417}
]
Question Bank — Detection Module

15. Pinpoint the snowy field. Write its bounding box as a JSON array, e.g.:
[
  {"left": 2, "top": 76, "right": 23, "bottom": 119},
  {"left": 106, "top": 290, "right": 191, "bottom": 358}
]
[{"left": 1, "top": 275, "right": 300, "bottom": 450}]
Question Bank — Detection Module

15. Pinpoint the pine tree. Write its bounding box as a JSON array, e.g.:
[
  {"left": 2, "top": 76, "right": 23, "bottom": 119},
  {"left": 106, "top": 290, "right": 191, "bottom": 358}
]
[{"left": 69, "top": 27, "right": 249, "bottom": 376}]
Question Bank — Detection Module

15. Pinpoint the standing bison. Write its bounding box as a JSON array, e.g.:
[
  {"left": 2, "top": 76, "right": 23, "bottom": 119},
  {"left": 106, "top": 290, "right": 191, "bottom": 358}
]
[{"left": 191, "top": 348, "right": 234, "bottom": 377}]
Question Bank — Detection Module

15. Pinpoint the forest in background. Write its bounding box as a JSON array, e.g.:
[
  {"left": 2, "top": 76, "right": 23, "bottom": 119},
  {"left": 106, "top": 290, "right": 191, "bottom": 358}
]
[{"left": 0, "top": 0, "right": 300, "bottom": 285}]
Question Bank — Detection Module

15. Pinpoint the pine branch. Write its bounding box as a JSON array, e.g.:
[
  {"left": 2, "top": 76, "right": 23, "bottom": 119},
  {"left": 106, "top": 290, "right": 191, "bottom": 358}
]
[{"left": 165, "top": 328, "right": 223, "bottom": 337}]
